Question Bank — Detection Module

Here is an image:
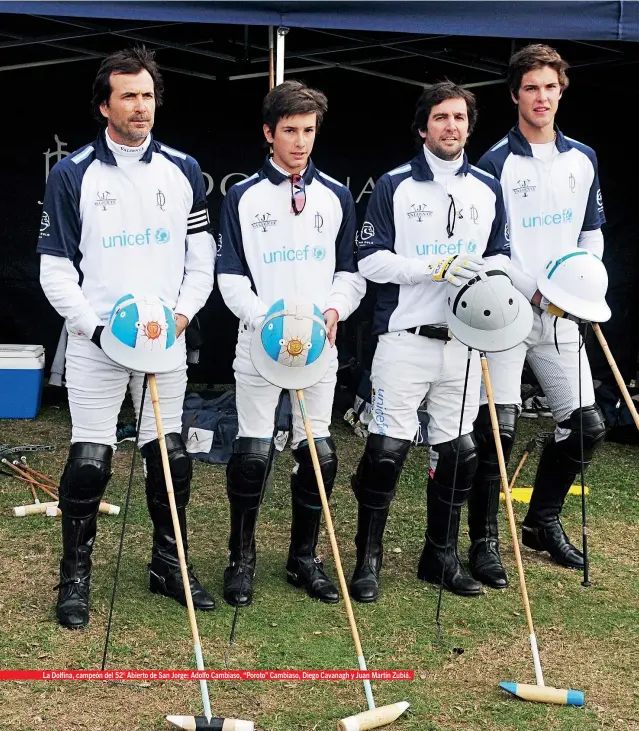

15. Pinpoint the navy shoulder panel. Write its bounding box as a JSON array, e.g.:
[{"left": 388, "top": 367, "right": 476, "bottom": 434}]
[{"left": 477, "top": 137, "right": 510, "bottom": 180}]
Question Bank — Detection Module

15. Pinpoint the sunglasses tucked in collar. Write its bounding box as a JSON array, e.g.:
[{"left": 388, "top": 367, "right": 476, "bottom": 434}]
[{"left": 290, "top": 173, "right": 306, "bottom": 216}]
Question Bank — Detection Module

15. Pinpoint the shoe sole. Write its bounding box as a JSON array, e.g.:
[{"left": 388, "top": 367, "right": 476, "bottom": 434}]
[
  {"left": 521, "top": 536, "right": 584, "bottom": 570},
  {"left": 286, "top": 573, "right": 340, "bottom": 604},
  {"left": 223, "top": 593, "right": 253, "bottom": 608},
  {"left": 149, "top": 582, "right": 216, "bottom": 611},
  {"left": 349, "top": 589, "right": 379, "bottom": 603},
  {"left": 416, "top": 571, "right": 482, "bottom": 596}
]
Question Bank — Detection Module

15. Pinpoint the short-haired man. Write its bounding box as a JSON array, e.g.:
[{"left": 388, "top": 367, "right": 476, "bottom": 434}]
[
  {"left": 470, "top": 44, "right": 606, "bottom": 587},
  {"left": 38, "top": 47, "right": 215, "bottom": 628},
  {"left": 350, "top": 82, "right": 511, "bottom": 602},
  {"left": 217, "top": 80, "right": 366, "bottom": 607}
]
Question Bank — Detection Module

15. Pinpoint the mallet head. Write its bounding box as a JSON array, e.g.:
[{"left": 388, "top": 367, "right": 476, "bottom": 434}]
[
  {"left": 338, "top": 701, "right": 410, "bottom": 731},
  {"left": 166, "top": 715, "right": 254, "bottom": 730},
  {"left": 500, "top": 682, "right": 584, "bottom": 706}
]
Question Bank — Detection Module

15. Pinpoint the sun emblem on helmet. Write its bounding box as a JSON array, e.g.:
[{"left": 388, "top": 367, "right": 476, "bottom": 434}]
[
  {"left": 286, "top": 338, "right": 304, "bottom": 357},
  {"left": 139, "top": 319, "right": 163, "bottom": 342},
  {"left": 278, "top": 334, "right": 313, "bottom": 365}
]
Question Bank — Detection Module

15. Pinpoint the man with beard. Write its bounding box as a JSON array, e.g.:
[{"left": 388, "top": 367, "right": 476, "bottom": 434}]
[
  {"left": 38, "top": 47, "right": 215, "bottom": 628},
  {"left": 349, "top": 82, "right": 510, "bottom": 602}
]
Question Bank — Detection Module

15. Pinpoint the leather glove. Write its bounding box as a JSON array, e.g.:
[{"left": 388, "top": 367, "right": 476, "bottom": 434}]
[
  {"left": 428, "top": 254, "right": 485, "bottom": 287},
  {"left": 540, "top": 296, "right": 583, "bottom": 323}
]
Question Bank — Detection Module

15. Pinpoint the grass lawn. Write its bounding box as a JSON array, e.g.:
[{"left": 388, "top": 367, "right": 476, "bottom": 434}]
[{"left": 0, "top": 393, "right": 638, "bottom": 730}]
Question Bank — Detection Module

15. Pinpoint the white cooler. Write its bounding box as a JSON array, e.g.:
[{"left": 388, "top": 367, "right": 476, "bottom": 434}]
[{"left": 0, "top": 345, "right": 45, "bottom": 419}]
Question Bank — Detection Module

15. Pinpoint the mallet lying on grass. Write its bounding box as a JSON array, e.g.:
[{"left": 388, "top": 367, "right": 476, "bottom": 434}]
[
  {"left": 13, "top": 500, "right": 120, "bottom": 517},
  {"left": 481, "top": 354, "right": 584, "bottom": 706},
  {"left": 296, "top": 388, "right": 410, "bottom": 731},
  {"left": 146, "top": 375, "right": 254, "bottom": 731}
]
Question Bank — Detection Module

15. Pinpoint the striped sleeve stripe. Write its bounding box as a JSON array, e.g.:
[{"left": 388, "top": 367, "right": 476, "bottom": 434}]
[
  {"left": 188, "top": 210, "right": 209, "bottom": 223},
  {"left": 187, "top": 208, "right": 210, "bottom": 233}
]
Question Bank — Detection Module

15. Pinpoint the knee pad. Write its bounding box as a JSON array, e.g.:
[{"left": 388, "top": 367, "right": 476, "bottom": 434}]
[
  {"left": 291, "top": 438, "right": 338, "bottom": 509},
  {"left": 141, "top": 433, "right": 192, "bottom": 509},
  {"left": 59, "top": 442, "right": 113, "bottom": 518},
  {"left": 226, "top": 438, "right": 272, "bottom": 511},
  {"left": 558, "top": 405, "right": 606, "bottom": 465},
  {"left": 431, "top": 433, "right": 478, "bottom": 507},
  {"left": 473, "top": 403, "right": 517, "bottom": 480},
  {"left": 352, "top": 433, "right": 411, "bottom": 509}
]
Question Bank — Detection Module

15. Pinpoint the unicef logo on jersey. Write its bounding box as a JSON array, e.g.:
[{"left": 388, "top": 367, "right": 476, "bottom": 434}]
[
  {"left": 155, "top": 228, "right": 171, "bottom": 244},
  {"left": 415, "top": 239, "right": 479, "bottom": 257},
  {"left": 102, "top": 227, "right": 173, "bottom": 250},
  {"left": 263, "top": 244, "right": 329, "bottom": 265},
  {"left": 312, "top": 246, "right": 326, "bottom": 262}
]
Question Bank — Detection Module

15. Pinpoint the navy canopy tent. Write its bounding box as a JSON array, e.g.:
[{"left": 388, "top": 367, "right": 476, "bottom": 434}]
[{"left": 1, "top": 1, "right": 639, "bottom": 41}]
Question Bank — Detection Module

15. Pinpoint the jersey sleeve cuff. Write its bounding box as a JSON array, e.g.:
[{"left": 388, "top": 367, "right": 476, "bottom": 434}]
[
  {"left": 72, "top": 310, "right": 103, "bottom": 339},
  {"left": 174, "top": 298, "right": 197, "bottom": 323}
]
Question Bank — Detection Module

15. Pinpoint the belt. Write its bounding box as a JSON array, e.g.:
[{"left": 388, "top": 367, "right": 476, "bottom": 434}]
[{"left": 406, "top": 325, "right": 451, "bottom": 341}]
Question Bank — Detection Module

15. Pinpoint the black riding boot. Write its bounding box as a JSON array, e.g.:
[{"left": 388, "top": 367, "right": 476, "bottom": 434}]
[
  {"left": 467, "top": 479, "right": 508, "bottom": 589},
  {"left": 286, "top": 500, "right": 339, "bottom": 604},
  {"left": 223, "top": 504, "right": 258, "bottom": 607},
  {"left": 349, "top": 505, "right": 389, "bottom": 603},
  {"left": 522, "top": 437, "right": 583, "bottom": 569},
  {"left": 418, "top": 478, "right": 482, "bottom": 596},
  {"left": 55, "top": 512, "right": 97, "bottom": 629},
  {"left": 55, "top": 442, "right": 112, "bottom": 629},
  {"left": 147, "top": 499, "right": 216, "bottom": 610}
]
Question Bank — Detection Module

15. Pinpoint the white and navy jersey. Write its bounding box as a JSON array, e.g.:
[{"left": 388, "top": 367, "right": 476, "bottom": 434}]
[
  {"left": 217, "top": 157, "right": 365, "bottom": 325},
  {"left": 357, "top": 151, "right": 510, "bottom": 335},
  {"left": 37, "top": 131, "right": 214, "bottom": 330},
  {"left": 478, "top": 125, "right": 605, "bottom": 299}
]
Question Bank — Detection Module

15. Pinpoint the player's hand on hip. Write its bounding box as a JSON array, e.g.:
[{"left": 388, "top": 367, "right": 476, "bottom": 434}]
[
  {"left": 428, "top": 253, "right": 485, "bottom": 287},
  {"left": 323, "top": 308, "right": 339, "bottom": 348},
  {"left": 540, "top": 296, "right": 583, "bottom": 323},
  {"left": 174, "top": 313, "right": 189, "bottom": 338}
]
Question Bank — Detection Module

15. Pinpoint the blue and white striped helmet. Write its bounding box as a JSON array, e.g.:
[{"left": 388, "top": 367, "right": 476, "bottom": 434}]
[
  {"left": 250, "top": 298, "right": 330, "bottom": 389},
  {"left": 100, "top": 293, "right": 183, "bottom": 374}
]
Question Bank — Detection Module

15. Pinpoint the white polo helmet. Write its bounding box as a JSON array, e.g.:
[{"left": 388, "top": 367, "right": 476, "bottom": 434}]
[
  {"left": 537, "top": 249, "right": 611, "bottom": 322},
  {"left": 100, "top": 293, "right": 183, "bottom": 374},
  {"left": 445, "top": 269, "right": 533, "bottom": 352},
  {"left": 250, "top": 297, "right": 331, "bottom": 390}
]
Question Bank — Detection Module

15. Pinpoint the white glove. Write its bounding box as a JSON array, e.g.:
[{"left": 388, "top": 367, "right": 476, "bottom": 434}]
[
  {"left": 428, "top": 254, "right": 485, "bottom": 287},
  {"left": 540, "top": 296, "right": 583, "bottom": 323}
]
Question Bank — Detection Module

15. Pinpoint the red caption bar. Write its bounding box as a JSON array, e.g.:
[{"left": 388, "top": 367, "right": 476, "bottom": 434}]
[{"left": 0, "top": 670, "right": 413, "bottom": 681}]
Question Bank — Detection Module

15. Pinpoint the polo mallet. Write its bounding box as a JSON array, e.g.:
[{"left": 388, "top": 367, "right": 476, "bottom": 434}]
[
  {"left": 146, "top": 375, "right": 254, "bottom": 731},
  {"left": 592, "top": 323, "right": 639, "bottom": 432},
  {"left": 577, "top": 323, "right": 591, "bottom": 588},
  {"left": 14, "top": 501, "right": 119, "bottom": 517},
  {"left": 481, "top": 354, "right": 584, "bottom": 706},
  {"left": 435, "top": 346, "right": 473, "bottom": 640},
  {"left": 296, "top": 388, "right": 409, "bottom": 731}
]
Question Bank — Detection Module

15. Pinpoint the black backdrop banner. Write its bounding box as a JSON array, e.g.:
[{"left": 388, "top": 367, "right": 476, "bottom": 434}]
[{"left": 1, "top": 62, "right": 636, "bottom": 385}]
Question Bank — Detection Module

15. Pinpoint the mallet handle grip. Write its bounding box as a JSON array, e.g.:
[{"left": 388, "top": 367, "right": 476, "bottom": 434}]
[
  {"left": 296, "top": 389, "right": 376, "bottom": 711},
  {"left": 481, "top": 356, "right": 544, "bottom": 687},
  {"left": 593, "top": 323, "right": 639, "bottom": 432}
]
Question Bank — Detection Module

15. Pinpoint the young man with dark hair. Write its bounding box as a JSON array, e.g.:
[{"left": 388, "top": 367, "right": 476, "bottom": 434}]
[
  {"left": 38, "top": 47, "right": 215, "bottom": 628},
  {"left": 470, "top": 44, "right": 606, "bottom": 586},
  {"left": 217, "top": 79, "right": 365, "bottom": 607},
  {"left": 349, "top": 81, "right": 510, "bottom": 602}
]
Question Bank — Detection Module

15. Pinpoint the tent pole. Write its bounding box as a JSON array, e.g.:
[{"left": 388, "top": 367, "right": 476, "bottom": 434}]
[
  {"left": 268, "top": 25, "right": 275, "bottom": 90},
  {"left": 276, "top": 26, "right": 289, "bottom": 85}
]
